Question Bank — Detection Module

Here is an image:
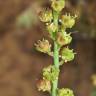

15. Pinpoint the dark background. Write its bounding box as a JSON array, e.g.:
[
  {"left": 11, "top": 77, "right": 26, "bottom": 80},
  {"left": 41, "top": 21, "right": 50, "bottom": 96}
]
[{"left": 0, "top": 0, "right": 96, "bottom": 96}]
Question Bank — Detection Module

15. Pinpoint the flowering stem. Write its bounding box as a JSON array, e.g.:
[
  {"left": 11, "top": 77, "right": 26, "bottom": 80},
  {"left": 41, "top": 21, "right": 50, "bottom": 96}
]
[
  {"left": 36, "top": 0, "right": 76, "bottom": 95},
  {"left": 52, "top": 11, "right": 59, "bottom": 96}
]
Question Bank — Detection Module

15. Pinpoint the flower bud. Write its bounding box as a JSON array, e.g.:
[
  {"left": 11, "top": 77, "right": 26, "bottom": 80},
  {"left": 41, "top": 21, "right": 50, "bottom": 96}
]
[
  {"left": 57, "top": 88, "right": 74, "bottom": 96},
  {"left": 39, "top": 9, "right": 53, "bottom": 22},
  {"left": 51, "top": 0, "right": 65, "bottom": 12},
  {"left": 61, "top": 14, "right": 76, "bottom": 28},
  {"left": 61, "top": 47, "right": 75, "bottom": 62},
  {"left": 37, "top": 79, "right": 51, "bottom": 92},
  {"left": 56, "top": 32, "right": 72, "bottom": 46},
  {"left": 35, "top": 39, "right": 51, "bottom": 53},
  {"left": 47, "top": 23, "right": 57, "bottom": 33},
  {"left": 43, "top": 65, "right": 59, "bottom": 81}
]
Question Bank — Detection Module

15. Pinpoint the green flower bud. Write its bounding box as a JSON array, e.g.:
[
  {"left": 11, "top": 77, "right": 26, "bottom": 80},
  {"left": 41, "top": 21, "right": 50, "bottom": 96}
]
[
  {"left": 35, "top": 39, "right": 51, "bottom": 53},
  {"left": 47, "top": 23, "right": 57, "bottom": 33},
  {"left": 39, "top": 9, "right": 53, "bottom": 22},
  {"left": 56, "top": 32, "right": 72, "bottom": 46},
  {"left": 61, "top": 14, "right": 76, "bottom": 28},
  {"left": 58, "top": 88, "right": 74, "bottom": 96},
  {"left": 37, "top": 79, "right": 51, "bottom": 92},
  {"left": 51, "top": 0, "right": 65, "bottom": 12},
  {"left": 61, "top": 47, "right": 75, "bottom": 62},
  {"left": 43, "top": 65, "right": 59, "bottom": 81}
]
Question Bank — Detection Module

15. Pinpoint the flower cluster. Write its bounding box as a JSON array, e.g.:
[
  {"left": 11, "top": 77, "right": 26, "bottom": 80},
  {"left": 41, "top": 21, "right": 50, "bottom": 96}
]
[
  {"left": 37, "top": 65, "right": 59, "bottom": 92},
  {"left": 35, "top": 0, "right": 77, "bottom": 96},
  {"left": 38, "top": 2, "right": 77, "bottom": 42}
]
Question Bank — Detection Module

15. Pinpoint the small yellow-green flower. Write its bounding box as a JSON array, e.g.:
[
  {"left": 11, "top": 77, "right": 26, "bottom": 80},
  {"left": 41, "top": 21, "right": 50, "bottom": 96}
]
[
  {"left": 56, "top": 32, "right": 72, "bottom": 46},
  {"left": 43, "top": 65, "right": 59, "bottom": 81},
  {"left": 51, "top": 0, "right": 65, "bottom": 12},
  {"left": 61, "top": 14, "right": 77, "bottom": 28},
  {"left": 61, "top": 47, "right": 75, "bottom": 62},
  {"left": 57, "top": 88, "right": 74, "bottom": 96},
  {"left": 37, "top": 79, "right": 51, "bottom": 92},
  {"left": 35, "top": 39, "right": 51, "bottom": 53},
  {"left": 47, "top": 23, "right": 57, "bottom": 32},
  {"left": 39, "top": 9, "right": 53, "bottom": 22}
]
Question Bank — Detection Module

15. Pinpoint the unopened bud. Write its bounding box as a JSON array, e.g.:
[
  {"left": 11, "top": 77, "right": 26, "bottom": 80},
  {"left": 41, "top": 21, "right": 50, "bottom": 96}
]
[
  {"left": 39, "top": 9, "right": 53, "bottom": 22},
  {"left": 51, "top": 0, "right": 65, "bottom": 12}
]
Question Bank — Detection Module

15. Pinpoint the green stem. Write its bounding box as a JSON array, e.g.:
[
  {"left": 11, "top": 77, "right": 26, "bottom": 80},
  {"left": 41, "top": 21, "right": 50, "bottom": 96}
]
[
  {"left": 52, "top": 42, "right": 59, "bottom": 96},
  {"left": 51, "top": 11, "right": 59, "bottom": 96},
  {"left": 54, "top": 42, "right": 59, "bottom": 68}
]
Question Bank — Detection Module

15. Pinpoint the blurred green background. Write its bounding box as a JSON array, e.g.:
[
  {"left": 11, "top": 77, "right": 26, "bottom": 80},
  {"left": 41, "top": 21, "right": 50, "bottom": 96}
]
[{"left": 0, "top": 0, "right": 96, "bottom": 96}]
